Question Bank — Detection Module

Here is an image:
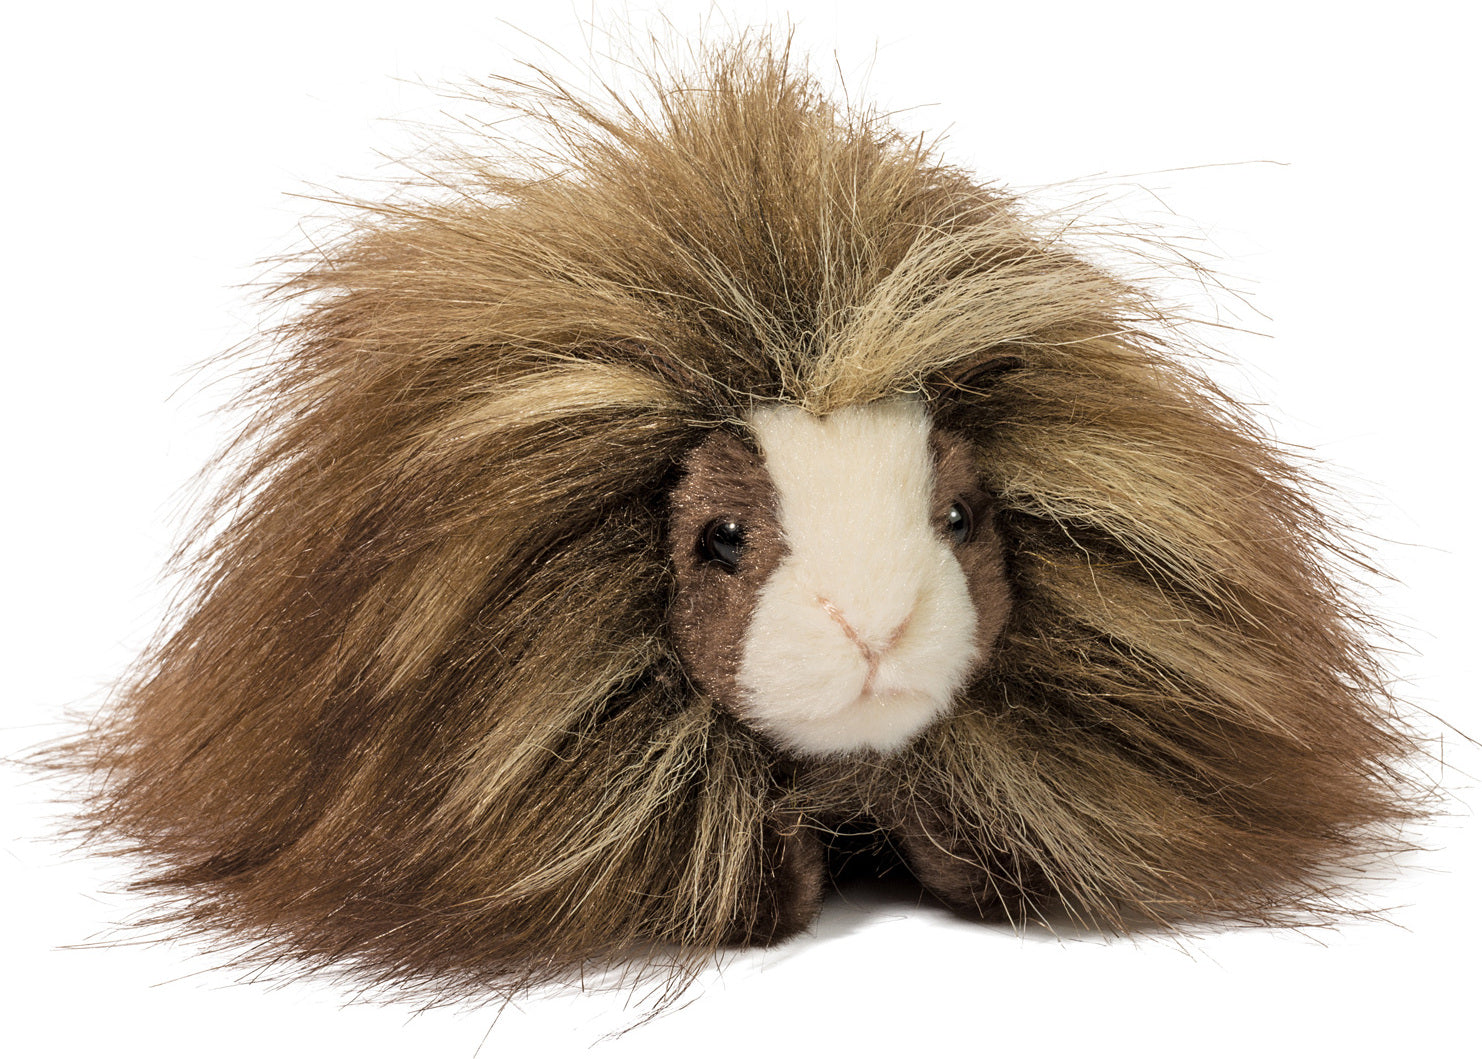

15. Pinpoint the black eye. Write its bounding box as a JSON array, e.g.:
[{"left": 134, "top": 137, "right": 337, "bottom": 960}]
[
  {"left": 699, "top": 519, "right": 746, "bottom": 571},
  {"left": 945, "top": 500, "right": 974, "bottom": 545}
]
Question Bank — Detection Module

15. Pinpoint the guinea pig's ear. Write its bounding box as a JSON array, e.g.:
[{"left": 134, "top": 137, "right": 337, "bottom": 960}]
[
  {"left": 927, "top": 351, "right": 1025, "bottom": 423},
  {"left": 950, "top": 351, "right": 1026, "bottom": 391},
  {"left": 603, "top": 338, "right": 731, "bottom": 411}
]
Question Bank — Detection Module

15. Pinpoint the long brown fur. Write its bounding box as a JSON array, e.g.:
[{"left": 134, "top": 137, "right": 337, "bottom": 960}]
[{"left": 62, "top": 36, "right": 1420, "bottom": 1003}]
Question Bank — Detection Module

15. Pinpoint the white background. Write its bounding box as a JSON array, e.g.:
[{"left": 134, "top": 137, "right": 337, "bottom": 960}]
[{"left": 4, "top": 2, "right": 1479, "bottom": 1055}]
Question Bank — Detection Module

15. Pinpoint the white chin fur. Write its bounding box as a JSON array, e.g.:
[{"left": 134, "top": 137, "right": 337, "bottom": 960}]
[{"left": 737, "top": 400, "right": 979, "bottom": 756}]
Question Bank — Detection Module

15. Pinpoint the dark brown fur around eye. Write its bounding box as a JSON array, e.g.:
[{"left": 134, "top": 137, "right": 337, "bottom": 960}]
[
  {"left": 667, "top": 430, "right": 785, "bottom": 708},
  {"left": 50, "top": 35, "right": 1424, "bottom": 1008},
  {"left": 930, "top": 430, "right": 1012, "bottom": 668}
]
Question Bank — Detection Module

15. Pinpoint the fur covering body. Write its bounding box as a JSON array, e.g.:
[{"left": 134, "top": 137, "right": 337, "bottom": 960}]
[{"left": 66, "top": 41, "right": 1416, "bottom": 1000}]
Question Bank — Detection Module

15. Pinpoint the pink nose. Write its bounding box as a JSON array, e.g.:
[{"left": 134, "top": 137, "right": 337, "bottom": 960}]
[{"left": 816, "top": 595, "right": 911, "bottom": 688}]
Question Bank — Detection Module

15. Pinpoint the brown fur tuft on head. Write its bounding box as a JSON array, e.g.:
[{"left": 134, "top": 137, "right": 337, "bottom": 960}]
[{"left": 61, "top": 35, "right": 1421, "bottom": 1002}]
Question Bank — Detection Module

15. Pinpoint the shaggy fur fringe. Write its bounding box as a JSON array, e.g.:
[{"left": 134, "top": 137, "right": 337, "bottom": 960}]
[{"left": 58, "top": 36, "right": 1421, "bottom": 1004}]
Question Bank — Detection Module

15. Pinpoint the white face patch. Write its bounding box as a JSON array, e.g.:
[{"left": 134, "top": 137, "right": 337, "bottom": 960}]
[{"left": 737, "top": 400, "right": 980, "bottom": 755}]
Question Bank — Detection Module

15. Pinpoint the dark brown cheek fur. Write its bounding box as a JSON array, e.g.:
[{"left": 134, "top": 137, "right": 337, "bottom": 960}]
[
  {"left": 931, "top": 430, "right": 1013, "bottom": 674},
  {"left": 666, "top": 430, "right": 785, "bottom": 707}
]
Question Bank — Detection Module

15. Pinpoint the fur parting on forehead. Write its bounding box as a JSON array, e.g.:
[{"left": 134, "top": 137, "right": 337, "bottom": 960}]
[{"left": 738, "top": 399, "right": 980, "bottom": 755}]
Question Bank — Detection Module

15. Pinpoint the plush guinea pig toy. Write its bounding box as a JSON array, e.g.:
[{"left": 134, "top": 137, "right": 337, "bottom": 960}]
[{"left": 67, "top": 40, "right": 1418, "bottom": 1000}]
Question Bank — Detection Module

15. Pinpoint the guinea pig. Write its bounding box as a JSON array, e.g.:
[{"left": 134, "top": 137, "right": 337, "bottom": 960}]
[{"left": 62, "top": 38, "right": 1420, "bottom": 1000}]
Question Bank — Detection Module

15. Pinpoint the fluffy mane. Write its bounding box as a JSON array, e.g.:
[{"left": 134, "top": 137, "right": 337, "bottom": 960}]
[{"left": 65, "top": 38, "right": 1417, "bottom": 1002}]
